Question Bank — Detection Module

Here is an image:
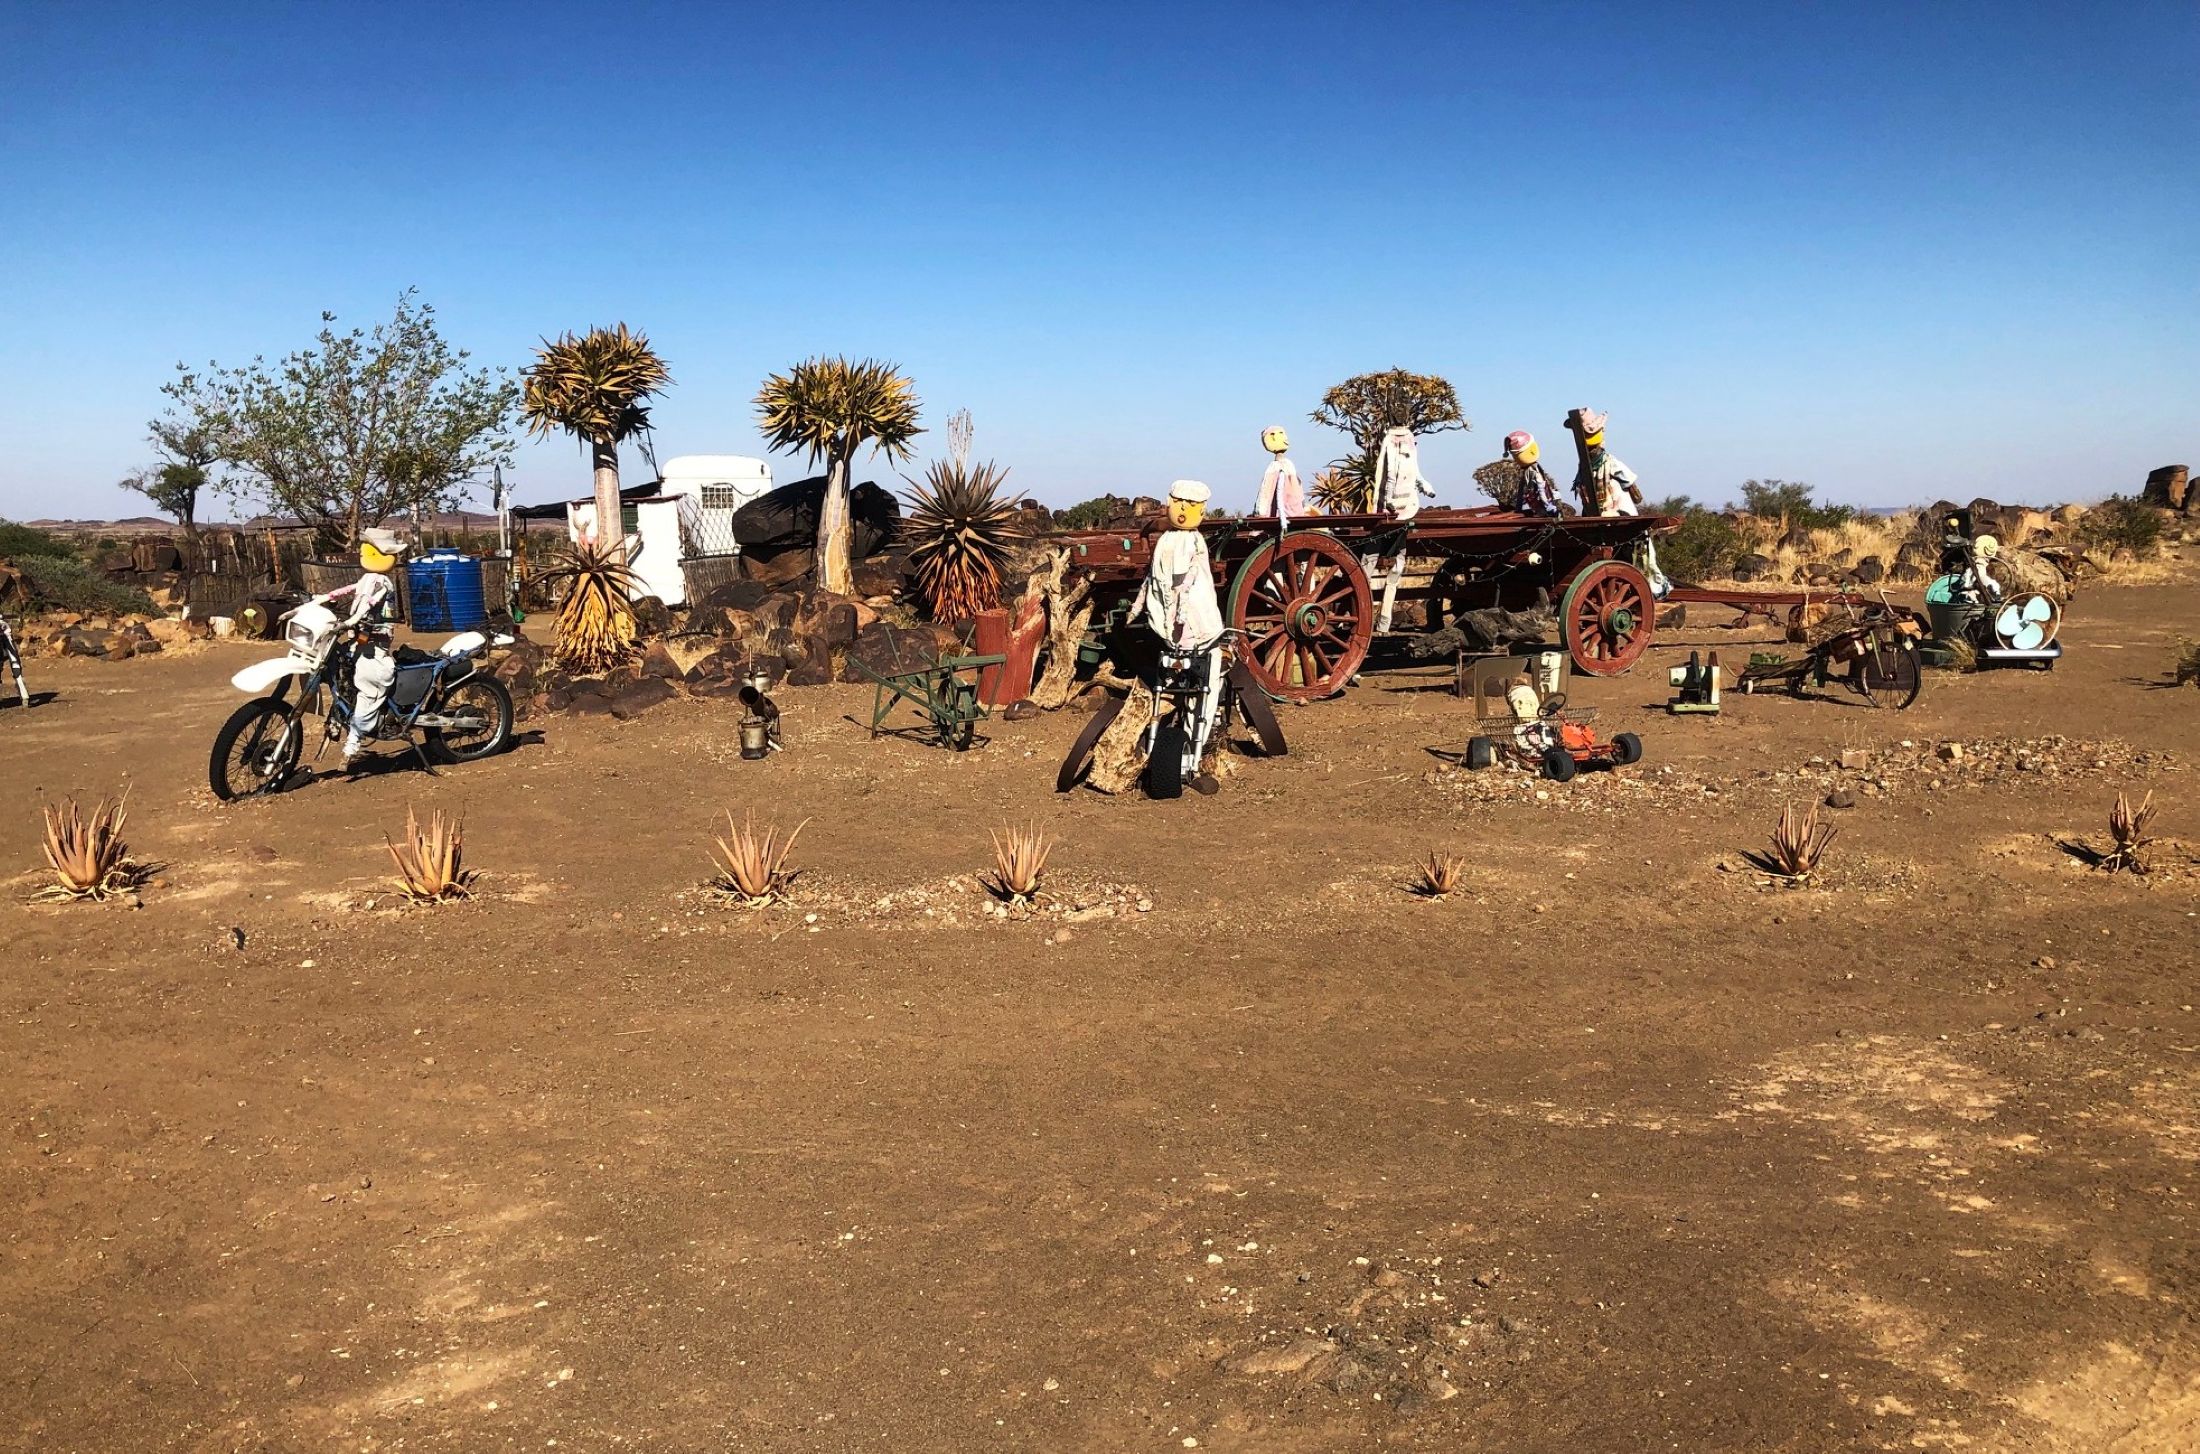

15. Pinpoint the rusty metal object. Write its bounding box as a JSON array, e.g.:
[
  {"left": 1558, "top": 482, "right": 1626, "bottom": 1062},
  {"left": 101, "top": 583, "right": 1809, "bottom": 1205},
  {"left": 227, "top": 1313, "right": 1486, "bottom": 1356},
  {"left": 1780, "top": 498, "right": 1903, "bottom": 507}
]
[
  {"left": 1560, "top": 559, "right": 1656, "bottom": 677},
  {"left": 1226, "top": 531, "right": 1371, "bottom": 701}
]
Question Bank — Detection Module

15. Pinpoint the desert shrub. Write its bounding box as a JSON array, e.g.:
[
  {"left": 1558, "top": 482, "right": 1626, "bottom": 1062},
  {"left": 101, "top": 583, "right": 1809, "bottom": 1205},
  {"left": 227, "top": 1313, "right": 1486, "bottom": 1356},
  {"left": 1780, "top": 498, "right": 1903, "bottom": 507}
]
[
  {"left": 0, "top": 519, "right": 78, "bottom": 561},
  {"left": 2176, "top": 637, "right": 2200, "bottom": 688},
  {"left": 14, "top": 555, "right": 158, "bottom": 615},
  {"left": 1054, "top": 495, "right": 1131, "bottom": 531},
  {"left": 1650, "top": 496, "right": 1743, "bottom": 582},
  {"left": 1739, "top": 479, "right": 1854, "bottom": 531},
  {"left": 2076, "top": 495, "right": 2163, "bottom": 558}
]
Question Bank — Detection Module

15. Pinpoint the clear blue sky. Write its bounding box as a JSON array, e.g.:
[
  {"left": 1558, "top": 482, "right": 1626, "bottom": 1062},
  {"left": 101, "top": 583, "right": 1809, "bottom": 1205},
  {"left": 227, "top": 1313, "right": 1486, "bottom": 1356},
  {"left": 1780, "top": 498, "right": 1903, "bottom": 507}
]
[{"left": 1, "top": 1, "right": 2193, "bottom": 521}]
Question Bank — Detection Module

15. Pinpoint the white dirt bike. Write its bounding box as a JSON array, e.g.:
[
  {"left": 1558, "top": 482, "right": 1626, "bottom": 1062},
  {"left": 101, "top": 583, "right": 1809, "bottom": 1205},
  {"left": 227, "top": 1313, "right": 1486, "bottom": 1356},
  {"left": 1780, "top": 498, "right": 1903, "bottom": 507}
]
[{"left": 208, "top": 601, "right": 514, "bottom": 800}]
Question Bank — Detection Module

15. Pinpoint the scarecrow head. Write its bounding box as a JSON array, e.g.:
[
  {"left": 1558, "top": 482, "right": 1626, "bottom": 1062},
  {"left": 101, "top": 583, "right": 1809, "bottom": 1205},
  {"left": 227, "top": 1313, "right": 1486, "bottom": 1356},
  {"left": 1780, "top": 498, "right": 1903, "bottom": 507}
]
[{"left": 1167, "top": 480, "right": 1211, "bottom": 530}]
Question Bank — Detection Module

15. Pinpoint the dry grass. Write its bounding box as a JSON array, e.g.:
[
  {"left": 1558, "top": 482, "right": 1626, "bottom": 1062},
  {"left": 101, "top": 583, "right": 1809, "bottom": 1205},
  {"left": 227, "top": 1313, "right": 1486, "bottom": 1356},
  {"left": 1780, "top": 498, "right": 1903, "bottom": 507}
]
[
  {"left": 2176, "top": 637, "right": 2200, "bottom": 688},
  {"left": 385, "top": 806, "right": 477, "bottom": 903},
  {"left": 2101, "top": 791, "right": 2156, "bottom": 876},
  {"left": 1410, "top": 850, "right": 1468, "bottom": 899},
  {"left": 36, "top": 792, "right": 148, "bottom": 901},
  {"left": 1719, "top": 512, "right": 1914, "bottom": 586},
  {"left": 1755, "top": 802, "right": 1837, "bottom": 881},
  {"left": 708, "top": 810, "right": 807, "bottom": 905},
  {"left": 984, "top": 822, "right": 1054, "bottom": 903}
]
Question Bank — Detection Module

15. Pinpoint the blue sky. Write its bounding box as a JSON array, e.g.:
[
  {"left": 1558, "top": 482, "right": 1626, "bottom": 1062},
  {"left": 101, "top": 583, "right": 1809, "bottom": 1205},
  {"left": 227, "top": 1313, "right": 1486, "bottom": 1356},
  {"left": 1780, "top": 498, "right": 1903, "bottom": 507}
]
[{"left": 1, "top": 0, "right": 2193, "bottom": 521}]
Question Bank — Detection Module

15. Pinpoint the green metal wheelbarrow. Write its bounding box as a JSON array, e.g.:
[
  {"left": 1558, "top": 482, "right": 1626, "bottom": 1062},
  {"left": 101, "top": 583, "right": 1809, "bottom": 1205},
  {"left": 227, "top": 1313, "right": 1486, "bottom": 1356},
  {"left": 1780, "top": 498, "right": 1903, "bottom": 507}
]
[{"left": 851, "top": 652, "right": 1006, "bottom": 751}]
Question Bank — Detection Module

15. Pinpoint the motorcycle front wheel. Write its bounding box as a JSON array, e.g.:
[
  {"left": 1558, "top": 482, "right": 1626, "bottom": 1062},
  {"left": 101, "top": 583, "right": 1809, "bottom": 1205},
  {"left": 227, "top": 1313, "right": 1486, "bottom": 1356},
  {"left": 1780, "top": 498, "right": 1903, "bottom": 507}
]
[
  {"left": 210, "top": 697, "right": 303, "bottom": 801},
  {"left": 426, "top": 676, "right": 513, "bottom": 764}
]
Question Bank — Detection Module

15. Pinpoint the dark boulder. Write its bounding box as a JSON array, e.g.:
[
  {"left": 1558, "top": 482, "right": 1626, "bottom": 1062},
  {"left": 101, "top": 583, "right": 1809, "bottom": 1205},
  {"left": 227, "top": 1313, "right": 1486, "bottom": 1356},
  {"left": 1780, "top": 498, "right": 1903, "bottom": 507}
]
[
  {"left": 630, "top": 595, "right": 673, "bottom": 638},
  {"left": 732, "top": 476, "right": 901, "bottom": 560},
  {"left": 609, "top": 676, "right": 678, "bottom": 719},
  {"left": 1853, "top": 555, "right": 1885, "bottom": 584},
  {"left": 842, "top": 622, "right": 939, "bottom": 682},
  {"left": 1730, "top": 553, "right": 1774, "bottom": 583}
]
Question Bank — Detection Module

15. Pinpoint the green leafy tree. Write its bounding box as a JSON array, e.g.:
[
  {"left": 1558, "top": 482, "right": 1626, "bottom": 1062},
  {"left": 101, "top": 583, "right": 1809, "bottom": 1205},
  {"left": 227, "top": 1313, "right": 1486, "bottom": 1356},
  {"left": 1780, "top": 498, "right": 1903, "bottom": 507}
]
[
  {"left": 119, "top": 407, "right": 223, "bottom": 538},
  {"left": 755, "top": 356, "right": 923, "bottom": 595},
  {"left": 1738, "top": 479, "right": 1853, "bottom": 531},
  {"left": 520, "top": 323, "right": 673, "bottom": 563},
  {"left": 1309, "top": 368, "right": 1469, "bottom": 496},
  {"left": 183, "top": 290, "right": 517, "bottom": 550}
]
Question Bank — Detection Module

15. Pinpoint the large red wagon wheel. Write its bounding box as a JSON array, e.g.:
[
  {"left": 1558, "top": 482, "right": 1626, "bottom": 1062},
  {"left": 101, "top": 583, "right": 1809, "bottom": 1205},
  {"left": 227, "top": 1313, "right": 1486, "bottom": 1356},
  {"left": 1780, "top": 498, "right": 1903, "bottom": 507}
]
[
  {"left": 1560, "top": 559, "right": 1656, "bottom": 677},
  {"left": 1225, "top": 531, "right": 1371, "bottom": 702}
]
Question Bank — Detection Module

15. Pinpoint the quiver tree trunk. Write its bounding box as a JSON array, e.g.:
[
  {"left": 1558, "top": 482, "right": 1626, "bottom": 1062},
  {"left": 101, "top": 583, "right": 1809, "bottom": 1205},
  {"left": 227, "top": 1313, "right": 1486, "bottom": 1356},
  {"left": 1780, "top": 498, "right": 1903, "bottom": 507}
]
[
  {"left": 1028, "top": 547, "right": 1094, "bottom": 710},
  {"left": 591, "top": 438, "right": 624, "bottom": 562},
  {"left": 816, "top": 451, "right": 854, "bottom": 595}
]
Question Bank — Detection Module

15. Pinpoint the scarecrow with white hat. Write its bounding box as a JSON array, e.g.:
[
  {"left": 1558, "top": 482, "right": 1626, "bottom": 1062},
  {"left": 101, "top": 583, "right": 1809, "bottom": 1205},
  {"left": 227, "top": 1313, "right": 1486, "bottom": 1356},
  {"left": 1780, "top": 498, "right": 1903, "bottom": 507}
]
[
  {"left": 1254, "top": 425, "right": 1305, "bottom": 530},
  {"left": 1565, "top": 407, "right": 1670, "bottom": 596},
  {"left": 311, "top": 526, "right": 410, "bottom": 766},
  {"left": 1128, "top": 481, "right": 1227, "bottom": 790},
  {"left": 1365, "top": 426, "right": 1438, "bottom": 633}
]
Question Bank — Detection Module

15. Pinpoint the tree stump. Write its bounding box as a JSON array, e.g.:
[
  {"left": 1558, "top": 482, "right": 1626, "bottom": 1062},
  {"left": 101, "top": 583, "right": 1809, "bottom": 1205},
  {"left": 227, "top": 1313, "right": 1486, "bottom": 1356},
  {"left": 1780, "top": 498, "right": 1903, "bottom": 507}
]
[
  {"left": 1085, "top": 681, "right": 1156, "bottom": 795},
  {"left": 1027, "top": 547, "right": 1095, "bottom": 711}
]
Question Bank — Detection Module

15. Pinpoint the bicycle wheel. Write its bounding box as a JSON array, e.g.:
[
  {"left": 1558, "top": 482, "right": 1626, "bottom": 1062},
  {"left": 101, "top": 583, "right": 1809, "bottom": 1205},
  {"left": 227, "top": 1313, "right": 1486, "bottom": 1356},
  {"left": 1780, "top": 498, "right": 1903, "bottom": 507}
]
[{"left": 210, "top": 698, "right": 303, "bottom": 801}]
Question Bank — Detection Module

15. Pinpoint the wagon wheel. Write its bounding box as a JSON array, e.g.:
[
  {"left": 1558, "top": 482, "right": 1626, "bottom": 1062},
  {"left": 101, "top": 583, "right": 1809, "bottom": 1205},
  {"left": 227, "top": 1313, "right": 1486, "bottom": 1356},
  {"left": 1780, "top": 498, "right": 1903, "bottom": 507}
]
[
  {"left": 1226, "top": 531, "right": 1371, "bottom": 702},
  {"left": 1559, "top": 560, "right": 1655, "bottom": 677},
  {"left": 1851, "top": 640, "right": 1922, "bottom": 709}
]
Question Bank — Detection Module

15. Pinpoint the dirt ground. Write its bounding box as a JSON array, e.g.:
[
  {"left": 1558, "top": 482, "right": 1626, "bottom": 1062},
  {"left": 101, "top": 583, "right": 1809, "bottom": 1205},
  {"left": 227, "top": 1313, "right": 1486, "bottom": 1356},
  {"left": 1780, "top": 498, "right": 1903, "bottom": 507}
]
[{"left": 3, "top": 572, "right": 2197, "bottom": 1453}]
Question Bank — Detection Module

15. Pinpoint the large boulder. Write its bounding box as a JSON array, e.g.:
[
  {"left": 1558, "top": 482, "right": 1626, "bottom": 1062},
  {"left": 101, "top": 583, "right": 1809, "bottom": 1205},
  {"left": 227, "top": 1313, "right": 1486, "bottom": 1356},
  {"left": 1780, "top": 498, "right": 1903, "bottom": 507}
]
[
  {"left": 1729, "top": 552, "right": 1774, "bottom": 583},
  {"left": 2142, "top": 464, "right": 2190, "bottom": 512},
  {"left": 746, "top": 548, "right": 815, "bottom": 588},
  {"left": 639, "top": 635, "right": 721, "bottom": 681},
  {"left": 732, "top": 476, "right": 901, "bottom": 560},
  {"left": 842, "top": 622, "right": 939, "bottom": 683},
  {"left": 1853, "top": 555, "right": 1885, "bottom": 584},
  {"left": 694, "top": 578, "right": 775, "bottom": 616}
]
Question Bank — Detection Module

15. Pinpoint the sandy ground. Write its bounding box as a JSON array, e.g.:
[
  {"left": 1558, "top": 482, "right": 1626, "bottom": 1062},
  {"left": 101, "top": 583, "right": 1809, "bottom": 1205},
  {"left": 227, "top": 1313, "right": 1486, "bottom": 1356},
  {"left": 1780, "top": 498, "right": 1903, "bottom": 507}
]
[{"left": 2, "top": 573, "right": 2197, "bottom": 1453}]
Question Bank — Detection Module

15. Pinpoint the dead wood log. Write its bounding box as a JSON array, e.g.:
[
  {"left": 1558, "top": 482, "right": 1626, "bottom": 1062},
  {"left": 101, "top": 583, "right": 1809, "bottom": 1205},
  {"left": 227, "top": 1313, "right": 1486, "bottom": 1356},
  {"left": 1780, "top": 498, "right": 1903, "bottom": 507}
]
[
  {"left": 1027, "top": 547, "right": 1095, "bottom": 710},
  {"left": 1085, "top": 680, "right": 1157, "bottom": 794}
]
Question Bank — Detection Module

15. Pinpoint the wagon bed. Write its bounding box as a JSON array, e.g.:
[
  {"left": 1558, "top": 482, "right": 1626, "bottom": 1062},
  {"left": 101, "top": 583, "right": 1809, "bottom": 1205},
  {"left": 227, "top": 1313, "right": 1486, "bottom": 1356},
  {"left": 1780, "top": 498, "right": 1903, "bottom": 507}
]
[{"left": 1051, "top": 507, "right": 1677, "bottom": 701}]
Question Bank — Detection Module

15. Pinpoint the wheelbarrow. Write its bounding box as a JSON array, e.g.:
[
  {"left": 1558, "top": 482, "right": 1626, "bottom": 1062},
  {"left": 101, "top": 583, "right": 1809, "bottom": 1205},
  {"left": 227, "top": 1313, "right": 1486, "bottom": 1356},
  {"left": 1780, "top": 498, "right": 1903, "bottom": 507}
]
[{"left": 851, "top": 652, "right": 1006, "bottom": 751}]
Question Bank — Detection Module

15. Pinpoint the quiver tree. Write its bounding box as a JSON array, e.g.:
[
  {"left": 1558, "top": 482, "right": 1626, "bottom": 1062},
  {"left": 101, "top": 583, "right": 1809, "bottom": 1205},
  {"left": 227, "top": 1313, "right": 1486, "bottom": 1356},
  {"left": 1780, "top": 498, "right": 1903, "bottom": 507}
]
[
  {"left": 522, "top": 324, "right": 673, "bottom": 561},
  {"left": 1310, "top": 368, "right": 1468, "bottom": 502},
  {"left": 755, "top": 356, "right": 922, "bottom": 595}
]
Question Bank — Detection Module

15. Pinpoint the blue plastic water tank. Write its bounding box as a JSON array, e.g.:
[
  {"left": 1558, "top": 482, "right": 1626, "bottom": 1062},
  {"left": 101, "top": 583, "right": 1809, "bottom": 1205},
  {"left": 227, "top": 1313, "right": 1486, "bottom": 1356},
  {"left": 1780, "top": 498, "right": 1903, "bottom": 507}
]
[{"left": 406, "top": 552, "right": 488, "bottom": 632}]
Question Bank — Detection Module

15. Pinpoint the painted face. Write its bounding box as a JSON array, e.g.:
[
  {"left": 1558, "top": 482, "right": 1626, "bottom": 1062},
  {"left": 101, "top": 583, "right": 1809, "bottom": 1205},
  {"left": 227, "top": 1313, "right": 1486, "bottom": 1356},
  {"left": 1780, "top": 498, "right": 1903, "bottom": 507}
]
[
  {"left": 1168, "top": 497, "right": 1206, "bottom": 529},
  {"left": 1582, "top": 431, "right": 1605, "bottom": 448},
  {"left": 1513, "top": 441, "right": 1540, "bottom": 465},
  {"left": 1261, "top": 426, "right": 1289, "bottom": 453},
  {"left": 359, "top": 541, "right": 397, "bottom": 572}
]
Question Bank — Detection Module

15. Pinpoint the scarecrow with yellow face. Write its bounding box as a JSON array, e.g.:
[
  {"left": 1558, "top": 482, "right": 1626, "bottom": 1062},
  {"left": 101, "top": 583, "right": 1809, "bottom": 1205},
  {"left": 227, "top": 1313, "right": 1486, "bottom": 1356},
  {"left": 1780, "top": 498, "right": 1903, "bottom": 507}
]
[
  {"left": 312, "top": 526, "right": 409, "bottom": 766},
  {"left": 1255, "top": 425, "right": 1304, "bottom": 529},
  {"left": 1503, "top": 431, "right": 1563, "bottom": 515},
  {"left": 1565, "top": 407, "right": 1670, "bottom": 596},
  {"left": 1128, "top": 481, "right": 1227, "bottom": 790}
]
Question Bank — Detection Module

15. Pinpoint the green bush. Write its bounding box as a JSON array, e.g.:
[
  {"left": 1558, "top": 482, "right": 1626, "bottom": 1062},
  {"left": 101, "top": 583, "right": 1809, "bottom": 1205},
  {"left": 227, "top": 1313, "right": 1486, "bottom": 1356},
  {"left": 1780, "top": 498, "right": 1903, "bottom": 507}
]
[
  {"left": 1053, "top": 494, "right": 1131, "bottom": 530},
  {"left": 1738, "top": 479, "right": 1854, "bottom": 531},
  {"left": 14, "top": 555, "right": 158, "bottom": 615},
  {"left": 0, "top": 519, "right": 79, "bottom": 560},
  {"left": 2076, "top": 495, "right": 2163, "bottom": 558},
  {"left": 1650, "top": 496, "right": 1743, "bottom": 583}
]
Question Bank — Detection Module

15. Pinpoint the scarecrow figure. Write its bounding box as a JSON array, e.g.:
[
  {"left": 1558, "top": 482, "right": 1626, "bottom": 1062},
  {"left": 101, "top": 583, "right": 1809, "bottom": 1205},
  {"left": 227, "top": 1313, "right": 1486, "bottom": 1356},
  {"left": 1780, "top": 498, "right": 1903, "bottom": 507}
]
[
  {"left": 1129, "top": 481, "right": 1226, "bottom": 788},
  {"left": 1365, "top": 426, "right": 1437, "bottom": 633},
  {"left": 310, "top": 526, "right": 409, "bottom": 766},
  {"left": 1254, "top": 425, "right": 1304, "bottom": 529},
  {"left": 1504, "top": 430, "right": 1563, "bottom": 516},
  {"left": 1565, "top": 407, "right": 1670, "bottom": 596}
]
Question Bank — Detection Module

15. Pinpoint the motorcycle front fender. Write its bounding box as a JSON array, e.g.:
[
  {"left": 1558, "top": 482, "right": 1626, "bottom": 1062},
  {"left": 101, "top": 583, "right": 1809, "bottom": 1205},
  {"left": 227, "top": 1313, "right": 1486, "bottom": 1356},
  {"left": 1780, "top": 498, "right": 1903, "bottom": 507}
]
[{"left": 231, "top": 657, "right": 311, "bottom": 694}]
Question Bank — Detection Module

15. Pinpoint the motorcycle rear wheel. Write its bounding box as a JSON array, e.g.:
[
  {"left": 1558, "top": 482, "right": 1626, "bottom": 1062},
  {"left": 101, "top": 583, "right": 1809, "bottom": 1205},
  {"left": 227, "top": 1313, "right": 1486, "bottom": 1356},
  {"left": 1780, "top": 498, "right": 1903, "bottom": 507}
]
[
  {"left": 210, "top": 698, "right": 303, "bottom": 801},
  {"left": 426, "top": 677, "right": 513, "bottom": 764}
]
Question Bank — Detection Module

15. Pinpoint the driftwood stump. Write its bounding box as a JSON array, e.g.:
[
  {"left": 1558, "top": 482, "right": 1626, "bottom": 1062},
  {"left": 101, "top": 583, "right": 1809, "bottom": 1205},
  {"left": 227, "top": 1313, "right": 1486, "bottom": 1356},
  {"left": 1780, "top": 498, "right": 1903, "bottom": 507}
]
[
  {"left": 1027, "top": 547, "right": 1095, "bottom": 711},
  {"left": 1086, "top": 681, "right": 1157, "bottom": 794}
]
